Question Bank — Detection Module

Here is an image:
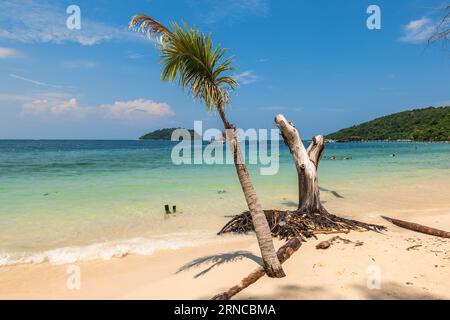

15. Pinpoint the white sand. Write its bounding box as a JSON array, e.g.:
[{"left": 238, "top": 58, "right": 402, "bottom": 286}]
[{"left": 0, "top": 177, "right": 449, "bottom": 300}]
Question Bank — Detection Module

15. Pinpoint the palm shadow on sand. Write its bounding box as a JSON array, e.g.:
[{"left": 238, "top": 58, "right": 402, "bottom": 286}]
[
  {"left": 177, "top": 251, "right": 263, "bottom": 279},
  {"left": 234, "top": 282, "right": 444, "bottom": 300}
]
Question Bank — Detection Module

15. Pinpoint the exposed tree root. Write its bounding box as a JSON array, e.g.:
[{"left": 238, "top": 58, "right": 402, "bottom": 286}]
[{"left": 218, "top": 209, "right": 386, "bottom": 241}]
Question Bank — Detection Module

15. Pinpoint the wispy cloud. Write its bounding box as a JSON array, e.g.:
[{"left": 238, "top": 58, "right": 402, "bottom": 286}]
[
  {"left": 234, "top": 70, "right": 259, "bottom": 85},
  {"left": 62, "top": 60, "right": 96, "bottom": 69},
  {"left": 0, "top": 91, "right": 86, "bottom": 117},
  {"left": 127, "top": 52, "right": 145, "bottom": 59},
  {"left": 258, "top": 106, "right": 303, "bottom": 112},
  {"left": 325, "top": 108, "right": 353, "bottom": 113},
  {"left": 0, "top": 47, "right": 21, "bottom": 58},
  {"left": 11, "top": 93, "right": 174, "bottom": 120},
  {"left": 0, "top": 0, "right": 134, "bottom": 45},
  {"left": 100, "top": 99, "right": 175, "bottom": 119},
  {"left": 22, "top": 97, "right": 79, "bottom": 116},
  {"left": 400, "top": 17, "right": 436, "bottom": 44},
  {"left": 194, "top": 0, "right": 270, "bottom": 24},
  {"left": 0, "top": 94, "right": 31, "bottom": 102},
  {"left": 9, "top": 74, "right": 69, "bottom": 89}
]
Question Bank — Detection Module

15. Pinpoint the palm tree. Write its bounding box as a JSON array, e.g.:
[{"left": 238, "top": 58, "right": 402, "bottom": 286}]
[{"left": 129, "top": 14, "right": 285, "bottom": 277}]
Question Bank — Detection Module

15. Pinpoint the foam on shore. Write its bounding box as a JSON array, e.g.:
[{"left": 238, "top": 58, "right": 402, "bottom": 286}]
[{"left": 0, "top": 232, "right": 215, "bottom": 266}]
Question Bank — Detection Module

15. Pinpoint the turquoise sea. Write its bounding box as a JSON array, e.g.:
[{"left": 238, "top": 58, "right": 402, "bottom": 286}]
[{"left": 0, "top": 140, "right": 449, "bottom": 265}]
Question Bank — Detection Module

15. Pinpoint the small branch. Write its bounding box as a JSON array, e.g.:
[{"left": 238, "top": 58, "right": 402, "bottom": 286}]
[
  {"left": 316, "top": 236, "right": 363, "bottom": 249},
  {"left": 382, "top": 216, "right": 450, "bottom": 239},
  {"left": 211, "top": 237, "right": 302, "bottom": 300}
]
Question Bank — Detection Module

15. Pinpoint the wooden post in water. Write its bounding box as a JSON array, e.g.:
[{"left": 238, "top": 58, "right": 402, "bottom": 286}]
[
  {"left": 164, "top": 205, "right": 171, "bottom": 214},
  {"left": 172, "top": 205, "right": 177, "bottom": 213}
]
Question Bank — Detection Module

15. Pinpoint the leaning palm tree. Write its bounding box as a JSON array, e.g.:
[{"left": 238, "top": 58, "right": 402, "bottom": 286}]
[{"left": 129, "top": 14, "right": 285, "bottom": 277}]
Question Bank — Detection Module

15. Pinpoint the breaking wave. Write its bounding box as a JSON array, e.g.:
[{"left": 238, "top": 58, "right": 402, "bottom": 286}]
[{"left": 0, "top": 232, "right": 214, "bottom": 266}]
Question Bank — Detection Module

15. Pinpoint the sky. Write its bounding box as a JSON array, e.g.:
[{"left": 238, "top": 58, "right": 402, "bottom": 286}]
[{"left": 0, "top": 0, "right": 449, "bottom": 139}]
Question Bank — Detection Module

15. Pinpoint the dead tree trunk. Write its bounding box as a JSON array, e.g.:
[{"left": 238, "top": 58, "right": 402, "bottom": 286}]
[
  {"left": 274, "top": 114, "right": 325, "bottom": 213},
  {"left": 217, "top": 114, "right": 385, "bottom": 237},
  {"left": 214, "top": 114, "right": 386, "bottom": 299}
]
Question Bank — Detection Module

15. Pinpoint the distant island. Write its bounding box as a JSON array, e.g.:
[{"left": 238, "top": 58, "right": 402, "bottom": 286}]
[
  {"left": 326, "top": 106, "right": 450, "bottom": 142},
  {"left": 139, "top": 128, "right": 201, "bottom": 140}
]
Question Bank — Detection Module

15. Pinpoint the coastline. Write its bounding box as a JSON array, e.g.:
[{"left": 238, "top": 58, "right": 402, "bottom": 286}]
[
  {"left": 1, "top": 174, "right": 449, "bottom": 300},
  {"left": 328, "top": 140, "right": 450, "bottom": 143}
]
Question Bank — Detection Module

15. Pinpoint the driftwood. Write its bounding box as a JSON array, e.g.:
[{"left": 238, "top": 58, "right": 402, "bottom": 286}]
[
  {"left": 316, "top": 236, "right": 363, "bottom": 249},
  {"left": 164, "top": 204, "right": 171, "bottom": 214},
  {"left": 212, "top": 237, "right": 302, "bottom": 300},
  {"left": 382, "top": 216, "right": 450, "bottom": 239}
]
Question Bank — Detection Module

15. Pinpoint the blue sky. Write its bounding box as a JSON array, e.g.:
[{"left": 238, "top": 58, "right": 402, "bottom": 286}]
[{"left": 0, "top": 0, "right": 449, "bottom": 139}]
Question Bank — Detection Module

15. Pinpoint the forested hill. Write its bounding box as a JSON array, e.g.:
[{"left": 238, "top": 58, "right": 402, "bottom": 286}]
[
  {"left": 139, "top": 128, "right": 201, "bottom": 140},
  {"left": 326, "top": 106, "right": 450, "bottom": 142}
]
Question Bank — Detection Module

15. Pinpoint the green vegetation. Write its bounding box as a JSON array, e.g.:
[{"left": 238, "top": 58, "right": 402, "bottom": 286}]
[
  {"left": 326, "top": 106, "right": 450, "bottom": 142},
  {"left": 139, "top": 128, "right": 201, "bottom": 140}
]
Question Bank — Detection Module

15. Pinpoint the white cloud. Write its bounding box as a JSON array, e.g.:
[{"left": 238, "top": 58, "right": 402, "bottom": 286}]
[
  {"left": 3, "top": 91, "right": 173, "bottom": 120},
  {"left": 101, "top": 99, "right": 174, "bottom": 119},
  {"left": 21, "top": 97, "right": 79, "bottom": 116},
  {"left": 0, "top": 47, "right": 20, "bottom": 58},
  {"left": 234, "top": 70, "right": 259, "bottom": 85},
  {"left": 9, "top": 74, "right": 69, "bottom": 89},
  {"left": 400, "top": 17, "right": 436, "bottom": 44},
  {"left": 0, "top": 0, "right": 135, "bottom": 46},
  {"left": 0, "top": 91, "right": 85, "bottom": 117}
]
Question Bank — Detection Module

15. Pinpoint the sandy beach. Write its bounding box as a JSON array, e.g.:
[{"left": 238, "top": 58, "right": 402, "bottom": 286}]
[{"left": 1, "top": 175, "right": 449, "bottom": 300}]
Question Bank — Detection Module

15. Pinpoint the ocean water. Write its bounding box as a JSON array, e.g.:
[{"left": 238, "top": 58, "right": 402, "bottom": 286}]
[{"left": 0, "top": 140, "right": 449, "bottom": 266}]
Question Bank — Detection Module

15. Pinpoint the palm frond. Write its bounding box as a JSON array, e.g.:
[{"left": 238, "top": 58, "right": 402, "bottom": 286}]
[
  {"left": 129, "top": 14, "right": 173, "bottom": 39},
  {"left": 129, "top": 15, "right": 238, "bottom": 111},
  {"left": 159, "top": 22, "right": 237, "bottom": 109},
  {"left": 428, "top": 5, "right": 450, "bottom": 45}
]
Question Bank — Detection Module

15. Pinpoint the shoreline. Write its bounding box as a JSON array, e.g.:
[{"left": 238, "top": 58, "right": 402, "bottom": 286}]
[
  {"left": 327, "top": 140, "right": 450, "bottom": 143},
  {"left": 0, "top": 175, "right": 449, "bottom": 299},
  {"left": 1, "top": 174, "right": 449, "bottom": 268},
  {"left": 0, "top": 208, "right": 448, "bottom": 299}
]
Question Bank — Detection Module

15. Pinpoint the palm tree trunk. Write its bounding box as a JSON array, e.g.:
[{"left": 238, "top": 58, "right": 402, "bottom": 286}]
[
  {"left": 217, "top": 106, "right": 285, "bottom": 278},
  {"left": 275, "top": 114, "right": 325, "bottom": 212}
]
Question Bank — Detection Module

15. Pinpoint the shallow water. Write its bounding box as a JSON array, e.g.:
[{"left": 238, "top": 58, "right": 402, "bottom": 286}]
[{"left": 0, "top": 140, "right": 449, "bottom": 265}]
